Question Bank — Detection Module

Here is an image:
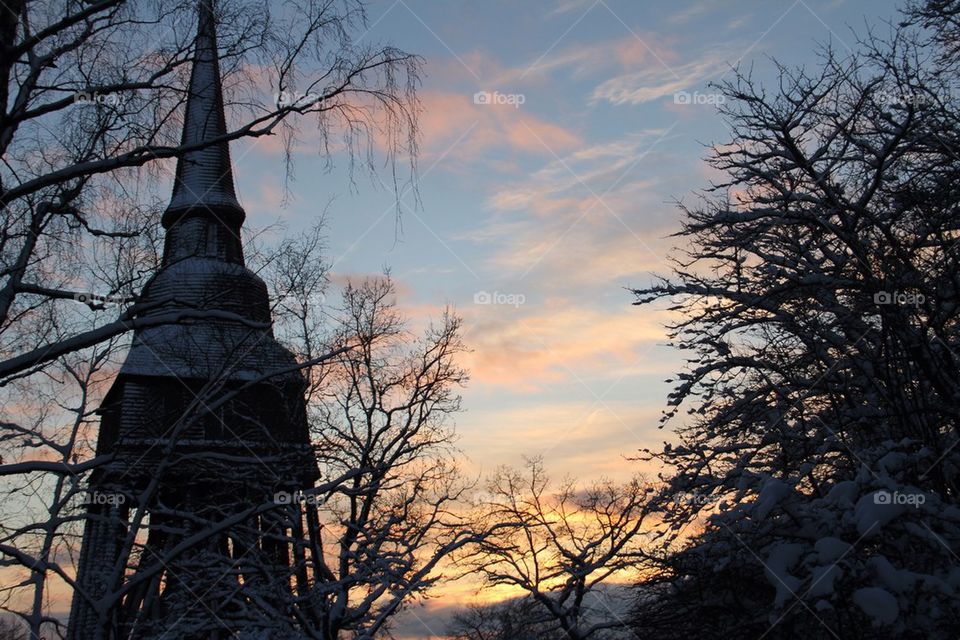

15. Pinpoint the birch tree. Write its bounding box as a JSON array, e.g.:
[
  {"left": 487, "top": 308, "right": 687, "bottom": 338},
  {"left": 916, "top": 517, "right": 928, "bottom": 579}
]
[{"left": 0, "top": 1, "right": 419, "bottom": 637}]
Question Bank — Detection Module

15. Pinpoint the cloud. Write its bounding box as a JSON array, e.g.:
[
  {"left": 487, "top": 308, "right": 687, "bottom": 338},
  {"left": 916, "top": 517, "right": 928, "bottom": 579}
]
[
  {"left": 498, "top": 33, "right": 680, "bottom": 85},
  {"left": 485, "top": 130, "right": 674, "bottom": 214},
  {"left": 550, "top": 0, "right": 597, "bottom": 16},
  {"left": 239, "top": 179, "right": 289, "bottom": 220},
  {"left": 590, "top": 52, "right": 732, "bottom": 105},
  {"left": 454, "top": 401, "right": 669, "bottom": 493},
  {"left": 417, "top": 33, "right": 678, "bottom": 91},
  {"left": 665, "top": 0, "right": 723, "bottom": 25},
  {"left": 462, "top": 301, "right": 671, "bottom": 393},
  {"left": 462, "top": 198, "right": 677, "bottom": 298},
  {"left": 416, "top": 90, "right": 582, "bottom": 163},
  {"left": 459, "top": 130, "right": 689, "bottom": 287}
]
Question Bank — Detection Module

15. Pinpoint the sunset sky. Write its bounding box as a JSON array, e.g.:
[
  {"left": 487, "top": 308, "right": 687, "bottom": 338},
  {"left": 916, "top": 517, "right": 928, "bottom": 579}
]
[{"left": 228, "top": 0, "right": 900, "bottom": 633}]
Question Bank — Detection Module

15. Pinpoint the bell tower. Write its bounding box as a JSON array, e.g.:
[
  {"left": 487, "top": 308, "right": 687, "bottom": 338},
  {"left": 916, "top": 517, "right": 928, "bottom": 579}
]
[{"left": 67, "top": 2, "right": 321, "bottom": 637}]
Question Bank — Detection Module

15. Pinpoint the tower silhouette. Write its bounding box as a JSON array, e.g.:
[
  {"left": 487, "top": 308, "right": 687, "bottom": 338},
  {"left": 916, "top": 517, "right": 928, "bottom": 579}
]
[{"left": 68, "top": 2, "right": 321, "bottom": 637}]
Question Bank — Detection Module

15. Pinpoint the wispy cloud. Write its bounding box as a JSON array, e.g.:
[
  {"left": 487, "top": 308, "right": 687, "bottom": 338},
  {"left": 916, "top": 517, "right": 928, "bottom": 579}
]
[
  {"left": 417, "top": 90, "right": 582, "bottom": 164},
  {"left": 549, "top": 0, "right": 598, "bottom": 16},
  {"left": 497, "top": 33, "right": 679, "bottom": 85},
  {"left": 590, "top": 50, "right": 733, "bottom": 105},
  {"left": 456, "top": 401, "right": 670, "bottom": 484},
  {"left": 486, "top": 131, "right": 673, "bottom": 213},
  {"left": 665, "top": 0, "right": 724, "bottom": 25},
  {"left": 457, "top": 126, "right": 688, "bottom": 303},
  {"left": 463, "top": 301, "right": 671, "bottom": 392}
]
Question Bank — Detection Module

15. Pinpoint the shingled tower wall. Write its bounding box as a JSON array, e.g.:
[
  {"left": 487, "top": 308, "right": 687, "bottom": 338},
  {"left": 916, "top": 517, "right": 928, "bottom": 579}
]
[{"left": 67, "top": 2, "right": 321, "bottom": 637}]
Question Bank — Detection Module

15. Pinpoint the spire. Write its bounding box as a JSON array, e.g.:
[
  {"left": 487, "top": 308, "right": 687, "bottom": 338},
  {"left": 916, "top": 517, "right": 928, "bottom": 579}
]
[{"left": 161, "top": 0, "right": 244, "bottom": 230}]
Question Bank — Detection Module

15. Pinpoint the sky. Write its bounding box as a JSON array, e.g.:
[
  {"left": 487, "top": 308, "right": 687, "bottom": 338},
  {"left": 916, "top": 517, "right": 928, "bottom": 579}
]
[{"left": 227, "top": 0, "right": 902, "bottom": 635}]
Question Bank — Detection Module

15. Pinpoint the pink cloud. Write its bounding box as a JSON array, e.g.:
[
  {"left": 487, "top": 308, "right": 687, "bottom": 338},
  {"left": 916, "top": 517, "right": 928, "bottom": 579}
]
[
  {"left": 613, "top": 35, "right": 680, "bottom": 69},
  {"left": 417, "top": 91, "right": 582, "bottom": 162},
  {"left": 456, "top": 402, "right": 667, "bottom": 480},
  {"left": 462, "top": 302, "right": 671, "bottom": 393}
]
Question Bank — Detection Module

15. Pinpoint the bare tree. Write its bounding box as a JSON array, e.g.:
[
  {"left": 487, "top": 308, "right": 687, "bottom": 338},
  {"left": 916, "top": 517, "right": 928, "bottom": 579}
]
[
  {"left": 0, "top": 615, "right": 27, "bottom": 640},
  {"left": 0, "top": 1, "right": 419, "bottom": 637},
  {"left": 1, "top": 241, "right": 480, "bottom": 638},
  {"left": 0, "top": 0, "right": 418, "bottom": 382},
  {"left": 304, "top": 275, "right": 479, "bottom": 639},
  {"left": 631, "top": 19, "right": 960, "bottom": 640},
  {"left": 907, "top": 0, "right": 960, "bottom": 63},
  {"left": 447, "top": 599, "right": 566, "bottom": 640},
  {"left": 465, "top": 458, "right": 650, "bottom": 640}
]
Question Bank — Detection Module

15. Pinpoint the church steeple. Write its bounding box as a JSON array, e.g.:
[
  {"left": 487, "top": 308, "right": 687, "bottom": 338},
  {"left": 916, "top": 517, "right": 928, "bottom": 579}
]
[
  {"left": 68, "top": 3, "right": 320, "bottom": 636},
  {"left": 161, "top": 0, "right": 245, "bottom": 264}
]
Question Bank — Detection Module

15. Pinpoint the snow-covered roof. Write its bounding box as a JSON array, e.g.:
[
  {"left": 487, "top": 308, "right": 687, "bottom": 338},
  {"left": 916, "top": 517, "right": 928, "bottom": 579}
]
[{"left": 109, "top": 1, "right": 302, "bottom": 386}]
